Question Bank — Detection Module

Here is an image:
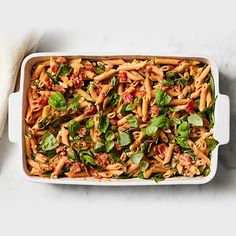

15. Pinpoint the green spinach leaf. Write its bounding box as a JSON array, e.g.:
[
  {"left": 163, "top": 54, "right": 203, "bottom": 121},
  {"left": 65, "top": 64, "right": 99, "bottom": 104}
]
[
  {"left": 130, "top": 152, "right": 144, "bottom": 164},
  {"left": 98, "top": 113, "right": 110, "bottom": 133},
  {"left": 117, "top": 131, "right": 131, "bottom": 146},
  {"left": 155, "top": 89, "right": 172, "bottom": 107},
  {"left": 48, "top": 92, "right": 67, "bottom": 111},
  {"left": 40, "top": 132, "right": 59, "bottom": 152},
  {"left": 187, "top": 114, "right": 203, "bottom": 126}
]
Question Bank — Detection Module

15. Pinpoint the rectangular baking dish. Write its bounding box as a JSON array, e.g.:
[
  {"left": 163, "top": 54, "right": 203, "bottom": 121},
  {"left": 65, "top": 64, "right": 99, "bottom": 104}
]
[{"left": 8, "top": 52, "right": 230, "bottom": 185}]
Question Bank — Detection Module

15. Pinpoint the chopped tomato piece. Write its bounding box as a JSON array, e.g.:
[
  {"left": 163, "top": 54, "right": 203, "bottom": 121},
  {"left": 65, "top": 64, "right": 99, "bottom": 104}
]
[
  {"left": 123, "top": 93, "right": 134, "bottom": 104},
  {"left": 114, "top": 144, "right": 122, "bottom": 151},
  {"left": 56, "top": 146, "right": 66, "bottom": 153},
  {"left": 150, "top": 105, "right": 160, "bottom": 117},
  {"left": 157, "top": 143, "right": 167, "bottom": 154},
  {"left": 52, "top": 84, "right": 66, "bottom": 94},
  {"left": 96, "top": 153, "right": 109, "bottom": 167},
  {"left": 133, "top": 87, "right": 146, "bottom": 97},
  {"left": 85, "top": 106, "right": 96, "bottom": 115},
  {"left": 84, "top": 65, "right": 94, "bottom": 72},
  {"left": 70, "top": 163, "right": 83, "bottom": 173},
  {"left": 118, "top": 71, "right": 128, "bottom": 80},
  {"left": 51, "top": 65, "right": 57, "bottom": 74},
  {"left": 110, "top": 118, "right": 118, "bottom": 126},
  {"left": 78, "top": 127, "right": 86, "bottom": 136},
  {"left": 38, "top": 95, "right": 48, "bottom": 106},
  {"left": 185, "top": 100, "right": 195, "bottom": 113},
  {"left": 71, "top": 74, "right": 84, "bottom": 89},
  {"left": 45, "top": 77, "right": 53, "bottom": 89}
]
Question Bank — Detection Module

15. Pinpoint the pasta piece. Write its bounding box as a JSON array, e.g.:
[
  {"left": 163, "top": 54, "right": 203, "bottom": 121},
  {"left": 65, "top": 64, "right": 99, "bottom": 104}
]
[
  {"left": 76, "top": 88, "right": 94, "bottom": 102},
  {"left": 102, "top": 59, "right": 125, "bottom": 65},
  {"left": 32, "top": 61, "right": 50, "bottom": 80},
  {"left": 199, "top": 83, "right": 208, "bottom": 112},
  {"left": 144, "top": 76, "right": 152, "bottom": 100},
  {"left": 155, "top": 58, "right": 180, "bottom": 65},
  {"left": 25, "top": 136, "right": 32, "bottom": 159},
  {"left": 117, "top": 60, "right": 147, "bottom": 71},
  {"left": 88, "top": 84, "right": 98, "bottom": 100},
  {"left": 169, "top": 99, "right": 189, "bottom": 106},
  {"left": 195, "top": 65, "right": 211, "bottom": 88},
  {"left": 187, "top": 140, "right": 211, "bottom": 167},
  {"left": 142, "top": 95, "right": 149, "bottom": 122},
  {"left": 69, "top": 58, "right": 82, "bottom": 76},
  {"left": 96, "top": 84, "right": 112, "bottom": 105},
  {"left": 61, "top": 125, "right": 69, "bottom": 146},
  {"left": 94, "top": 69, "right": 116, "bottom": 81},
  {"left": 163, "top": 144, "right": 175, "bottom": 164},
  {"left": 51, "top": 156, "right": 67, "bottom": 178}
]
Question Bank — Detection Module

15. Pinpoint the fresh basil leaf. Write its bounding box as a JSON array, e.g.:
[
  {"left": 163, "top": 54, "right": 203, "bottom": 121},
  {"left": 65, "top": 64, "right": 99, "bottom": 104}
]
[
  {"left": 177, "top": 121, "right": 190, "bottom": 134},
  {"left": 86, "top": 118, "right": 94, "bottom": 130},
  {"left": 94, "top": 65, "right": 105, "bottom": 74},
  {"left": 137, "top": 172, "right": 144, "bottom": 179},
  {"left": 170, "top": 116, "right": 181, "bottom": 125},
  {"left": 111, "top": 77, "right": 118, "bottom": 87},
  {"left": 162, "top": 79, "right": 174, "bottom": 86},
  {"left": 187, "top": 114, "right": 203, "bottom": 126},
  {"left": 127, "top": 115, "right": 139, "bottom": 128},
  {"left": 109, "top": 93, "right": 120, "bottom": 106},
  {"left": 153, "top": 173, "right": 165, "bottom": 183},
  {"left": 81, "top": 154, "right": 96, "bottom": 165},
  {"left": 105, "top": 130, "right": 115, "bottom": 141},
  {"left": 45, "top": 71, "right": 58, "bottom": 84},
  {"left": 40, "top": 132, "right": 59, "bottom": 152},
  {"left": 38, "top": 117, "right": 47, "bottom": 128},
  {"left": 203, "top": 167, "right": 210, "bottom": 176},
  {"left": 94, "top": 142, "right": 105, "bottom": 153},
  {"left": 166, "top": 71, "right": 179, "bottom": 80},
  {"left": 67, "top": 147, "right": 78, "bottom": 161},
  {"left": 141, "top": 141, "right": 148, "bottom": 153},
  {"left": 57, "top": 64, "right": 71, "bottom": 76},
  {"left": 125, "top": 98, "right": 139, "bottom": 111},
  {"left": 68, "top": 96, "right": 80, "bottom": 112},
  {"left": 105, "top": 140, "right": 115, "bottom": 153},
  {"left": 120, "top": 104, "right": 129, "bottom": 116},
  {"left": 206, "top": 138, "right": 219, "bottom": 151},
  {"left": 43, "top": 149, "right": 56, "bottom": 158},
  {"left": 68, "top": 120, "right": 81, "bottom": 139},
  {"left": 178, "top": 79, "right": 186, "bottom": 88},
  {"left": 155, "top": 88, "right": 172, "bottom": 107},
  {"left": 139, "top": 160, "right": 149, "bottom": 172},
  {"left": 176, "top": 121, "right": 190, "bottom": 148},
  {"left": 98, "top": 113, "right": 109, "bottom": 133},
  {"left": 144, "top": 115, "right": 169, "bottom": 136},
  {"left": 48, "top": 92, "right": 67, "bottom": 111},
  {"left": 176, "top": 136, "right": 189, "bottom": 149},
  {"left": 117, "top": 131, "right": 131, "bottom": 146},
  {"left": 130, "top": 152, "right": 144, "bottom": 164},
  {"left": 85, "top": 135, "right": 92, "bottom": 142}
]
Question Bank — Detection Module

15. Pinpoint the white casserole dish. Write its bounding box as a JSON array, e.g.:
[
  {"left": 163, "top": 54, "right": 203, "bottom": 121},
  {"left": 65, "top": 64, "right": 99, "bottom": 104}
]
[{"left": 8, "top": 52, "right": 230, "bottom": 186}]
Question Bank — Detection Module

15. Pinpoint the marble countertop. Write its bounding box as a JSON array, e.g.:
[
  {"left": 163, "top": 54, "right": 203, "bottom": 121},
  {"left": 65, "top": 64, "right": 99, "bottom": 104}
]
[{"left": 1, "top": 1, "right": 236, "bottom": 235}]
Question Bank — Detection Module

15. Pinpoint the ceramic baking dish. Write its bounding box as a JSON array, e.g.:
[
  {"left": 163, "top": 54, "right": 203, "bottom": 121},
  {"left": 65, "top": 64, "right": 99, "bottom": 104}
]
[{"left": 8, "top": 52, "right": 230, "bottom": 185}]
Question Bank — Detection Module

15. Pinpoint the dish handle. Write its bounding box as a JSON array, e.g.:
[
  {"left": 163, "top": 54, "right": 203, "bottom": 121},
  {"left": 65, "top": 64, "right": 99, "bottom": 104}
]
[
  {"left": 215, "top": 94, "right": 230, "bottom": 145},
  {"left": 8, "top": 92, "right": 21, "bottom": 143}
]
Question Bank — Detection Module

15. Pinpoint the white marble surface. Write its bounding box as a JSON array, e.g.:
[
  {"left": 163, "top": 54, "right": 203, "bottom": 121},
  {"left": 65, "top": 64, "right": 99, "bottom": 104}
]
[{"left": 1, "top": 1, "right": 236, "bottom": 235}]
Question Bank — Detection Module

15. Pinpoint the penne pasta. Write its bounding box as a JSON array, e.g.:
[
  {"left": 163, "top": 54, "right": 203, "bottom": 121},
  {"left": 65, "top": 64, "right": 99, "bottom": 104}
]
[{"left": 24, "top": 56, "right": 218, "bottom": 180}]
